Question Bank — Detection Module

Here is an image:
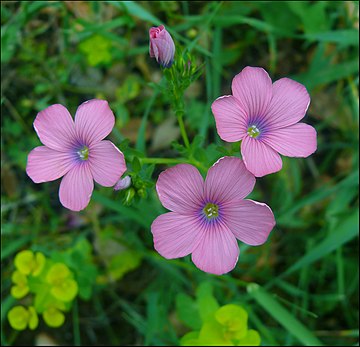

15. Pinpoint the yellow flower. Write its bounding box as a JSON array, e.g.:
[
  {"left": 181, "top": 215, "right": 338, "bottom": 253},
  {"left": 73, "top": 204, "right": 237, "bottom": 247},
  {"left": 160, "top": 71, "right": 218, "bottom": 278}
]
[
  {"left": 215, "top": 304, "right": 248, "bottom": 341},
  {"left": 8, "top": 306, "right": 38, "bottom": 331},
  {"left": 46, "top": 263, "right": 78, "bottom": 302},
  {"left": 14, "top": 250, "right": 46, "bottom": 276},
  {"left": 10, "top": 271, "right": 29, "bottom": 299},
  {"left": 43, "top": 306, "right": 65, "bottom": 328},
  {"left": 181, "top": 304, "right": 261, "bottom": 346}
]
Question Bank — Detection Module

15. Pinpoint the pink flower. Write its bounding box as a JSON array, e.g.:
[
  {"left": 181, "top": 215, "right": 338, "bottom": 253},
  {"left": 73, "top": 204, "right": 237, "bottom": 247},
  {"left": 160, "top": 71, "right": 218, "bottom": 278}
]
[
  {"left": 211, "top": 66, "right": 317, "bottom": 177},
  {"left": 26, "top": 99, "right": 127, "bottom": 211},
  {"left": 149, "top": 25, "right": 175, "bottom": 68},
  {"left": 151, "top": 157, "right": 275, "bottom": 275}
]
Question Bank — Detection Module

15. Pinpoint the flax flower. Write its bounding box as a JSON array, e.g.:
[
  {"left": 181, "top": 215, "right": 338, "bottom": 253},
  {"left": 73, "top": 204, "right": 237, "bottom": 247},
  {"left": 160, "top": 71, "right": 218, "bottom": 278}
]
[
  {"left": 26, "top": 99, "right": 126, "bottom": 211},
  {"left": 149, "top": 25, "right": 175, "bottom": 68},
  {"left": 151, "top": 157, "right": 275, "bottom": 275},
  {"left": 211, "top": 66, "right": 317, "bottom": 177}
]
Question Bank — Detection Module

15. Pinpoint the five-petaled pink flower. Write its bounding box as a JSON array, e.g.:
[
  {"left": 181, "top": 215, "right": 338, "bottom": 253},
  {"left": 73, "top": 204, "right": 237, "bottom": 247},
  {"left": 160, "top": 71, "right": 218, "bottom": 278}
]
[
  {"left": 149, "top": 25, "right": 175, "bottom": 68},
  {"left": 26, "top": 99, "right": 127, "bottom": 211},
  {"left": 151, "top": 157, "right": 275, "bottom": 275},
  {"left": 211, "top": 66, "right": 317, "bottom": 177}
]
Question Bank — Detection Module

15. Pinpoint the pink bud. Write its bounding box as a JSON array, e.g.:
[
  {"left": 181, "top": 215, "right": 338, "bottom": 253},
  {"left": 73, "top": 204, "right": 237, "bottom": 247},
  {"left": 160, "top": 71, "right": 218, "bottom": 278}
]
[
  {"left": 114, "top": 176, "right": 131, "bottom": 191},
  {"left": 149, "top": 25, "right": 175, "bottom": 68}
]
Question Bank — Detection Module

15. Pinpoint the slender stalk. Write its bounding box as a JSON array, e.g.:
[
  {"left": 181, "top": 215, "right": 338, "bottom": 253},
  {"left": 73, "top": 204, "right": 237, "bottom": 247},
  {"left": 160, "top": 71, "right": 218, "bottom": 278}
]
[
  {"left": 140, "top": 157, "right": 207, "bottom": 172},
  {"left": 140, "top": 157, "right": 188, "bottom": 165},
  {"left": 176, "top": 109, "right": 190, "bottom": 149},
  {"left": 73, "top": 299, "right": 81, "bottom": 346}
]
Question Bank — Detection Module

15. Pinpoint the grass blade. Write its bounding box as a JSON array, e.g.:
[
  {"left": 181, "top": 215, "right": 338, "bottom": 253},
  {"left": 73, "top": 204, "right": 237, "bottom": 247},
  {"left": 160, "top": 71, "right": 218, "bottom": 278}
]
[{"left": 247, "top": 284, "right": 323, "bottom": 346}]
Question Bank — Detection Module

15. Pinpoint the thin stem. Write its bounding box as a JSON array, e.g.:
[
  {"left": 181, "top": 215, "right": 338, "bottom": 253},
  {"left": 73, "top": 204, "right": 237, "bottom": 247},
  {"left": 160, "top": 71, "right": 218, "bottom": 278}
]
[
  {"left": 140, "top": 157, "right": 187, "bottom": 165},
  {"left": 176, "top": 109, "right": 190, "bottom": 149},
  {"left": 140, "top": 157, "right": 207, "bottom": 172},
  {"left": 73, "top": 299, "right": 81, "bottom": 346}
]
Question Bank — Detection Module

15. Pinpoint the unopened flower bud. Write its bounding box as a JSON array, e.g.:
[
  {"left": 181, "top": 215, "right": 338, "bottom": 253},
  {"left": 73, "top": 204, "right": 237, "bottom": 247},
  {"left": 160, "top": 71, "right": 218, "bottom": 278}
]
[
  {"left": 149, "top": 25, "right": 175, "bottom": 68},
  {"left": 114, "top": 176, "right": 131, "bottom": 191}
]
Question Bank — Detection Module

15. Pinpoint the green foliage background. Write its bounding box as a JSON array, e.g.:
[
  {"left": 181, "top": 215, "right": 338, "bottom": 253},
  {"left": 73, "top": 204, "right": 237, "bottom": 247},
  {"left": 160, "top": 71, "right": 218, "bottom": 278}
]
[{"left": 1, "top": 1, "right": 359, "bottom": 346}]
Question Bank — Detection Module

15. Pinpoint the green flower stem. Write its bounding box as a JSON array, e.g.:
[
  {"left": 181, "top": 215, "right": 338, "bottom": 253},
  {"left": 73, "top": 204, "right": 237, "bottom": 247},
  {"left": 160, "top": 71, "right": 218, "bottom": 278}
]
[
  {"left": 176, "top": 109, "right": 190, "bottom": 149},
  {"left": 140, "top": 158, "right": 188, "bottom": 165},
  {"left": 140, "top": 157, "right": 207, "bottom": 172},
  {"left": 166, "top": 64, "right": 191, "bottom": 149},
  {"left": 73, "top": 299, "right": 81, "bottom": 346}
]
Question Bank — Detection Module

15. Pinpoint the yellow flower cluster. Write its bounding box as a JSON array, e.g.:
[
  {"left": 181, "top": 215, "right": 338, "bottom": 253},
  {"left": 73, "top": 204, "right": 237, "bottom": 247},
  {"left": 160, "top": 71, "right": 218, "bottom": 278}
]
[
  {"left": 8, "top": 250, "right": 79, "bottom": 331},
  {"left": 181, "top": 304, "right": 261, "bottom": 346}
]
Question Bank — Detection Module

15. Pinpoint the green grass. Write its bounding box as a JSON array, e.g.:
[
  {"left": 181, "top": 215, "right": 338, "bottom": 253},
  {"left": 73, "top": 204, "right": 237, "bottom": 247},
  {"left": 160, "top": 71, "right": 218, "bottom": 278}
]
[{"left": 1, "top": 1, "right": 359, "bottom": 346}]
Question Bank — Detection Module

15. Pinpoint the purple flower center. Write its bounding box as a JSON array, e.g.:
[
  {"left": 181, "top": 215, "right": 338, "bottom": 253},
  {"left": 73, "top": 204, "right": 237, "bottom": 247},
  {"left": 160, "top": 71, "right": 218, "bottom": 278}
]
[
  {"left": 77, "top": 145, "right": 89, "bottom": 161},
  {"left": 203, "top": 203, "right": 219, "bottom": 219},
  {"left": 247, "top": 125, "right": 260, "bottom": 138}
]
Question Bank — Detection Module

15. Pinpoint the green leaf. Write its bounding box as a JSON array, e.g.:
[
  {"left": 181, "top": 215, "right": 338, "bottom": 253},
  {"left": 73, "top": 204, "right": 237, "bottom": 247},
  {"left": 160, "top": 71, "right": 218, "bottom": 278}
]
[
  {"left": 304, "top": 30, "right": 359, "bottom": 46},
  {"left": 176, "top": 293, "right": 202, "bottom": 330},
  {"left": 180, "top": 331, "right": 202, "bottom": 346},
  {"left": 287, "top": 1, "right": 329, "bottom": 34},
  {"left": 282, "top": 210, "right": 359, "bottom": 277},
  {"left": 92, "top": 191, "right": 152, "bottom": 228},
  {"left": 247, "top": 284, "right": 323, "bottom": 346},
  {"left": 132, "top": 157, "right": 142, "bottom": 173},
  {"left": 1, "top": 296, "right": 15, "bottom": 323},
  {"left": 294, "top": 59, "right": 359, "bottom": 90},
  {"left": 196, "top": 282, "right": 219, "bottom": 322},
  {"left": 108, "top": 250, "right": 142, "bottom": 281},
  {"left": 1, "top": 236, "right": 32, "bottom": 261},
  {"left": 277, "top": 170, "right": 359, "bottom": 224},
  {"left": 120, "top": 1, "right": 161, "bottom": 25}
]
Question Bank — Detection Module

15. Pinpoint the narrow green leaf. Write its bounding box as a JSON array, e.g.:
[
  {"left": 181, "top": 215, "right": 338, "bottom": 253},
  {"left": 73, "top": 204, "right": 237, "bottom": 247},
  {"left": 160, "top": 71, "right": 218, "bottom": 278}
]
[
  {"left": 120, "top": 1, "right": 161, "bottom": 25},
  {"left": 283, "top": 210, "right": 359, "bottom": 277},
  {"left": 136, "top": 88, "right": 159, "bottom": 153},
  {"left": 304, "top": 30, "right": 359, "bottom": 46},
  {"left": 91, "top": 191, "right": 151, "bottom": 228},
  {"left": 294, "top": 59, "right": 359, "bottom": 90},
  {"left": 1, "top": 235, "right": 32, "bottom": 260},
  {"left": 247, "top": 284, "right": 323, "bottom": 346},
  {"left": 1, "top": 296, "right": 15, "bottom": 323}
]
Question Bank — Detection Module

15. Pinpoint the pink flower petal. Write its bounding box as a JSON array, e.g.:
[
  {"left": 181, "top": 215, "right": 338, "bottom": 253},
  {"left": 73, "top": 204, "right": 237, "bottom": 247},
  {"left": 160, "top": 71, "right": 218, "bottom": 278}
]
[
  {"left": 156, "top": 164, "right": 204, "bottom": 214},
  {"left": 241, "top": 137, "right": 282, "bottom": 177},
  {"left": 262, "top": 123, "right": 317, "bottom": 157},
  {"left": 26, "top": 146, "right": 75, "bottom": 183},
  {"left": 88, "top": 140, "right": 126, "bottom": 187},
  {"left": 204, "top": 157, "right": 255, "bottom": 203},
  {"left": 231, "top": 66, "right": 272, "bottom": 119},
  {"left": 149, "top": 41, "right": 157, "bottom": 58},
  {"left": 33, "top": 104, "right": 76, "bottom": 151},
  {"left": 265, "top": 78, "right": 310, "bottom": 129},
  {"left": 191, "top": 221, "right": 240, "bottom": 275},
  {"left": 223, "top": 199, "right": 275, "bottom": 246},
  {"left": 211, "top": 96, "right": 248, "bottom": 142},
  {"left": 59, "top": 164, "right": 94, "bottom": 211},
  {"left": 149, "top": 25, "right": 175, "bottom": 67},
  {"left": 154, "top": 38, "right": 174, "bottom": 67},
  {"left": 74, "top": 99, "right": 115, "bottom": 146},
  {"left": 151, "top": 212, "right": 206, "bottom": 259}
]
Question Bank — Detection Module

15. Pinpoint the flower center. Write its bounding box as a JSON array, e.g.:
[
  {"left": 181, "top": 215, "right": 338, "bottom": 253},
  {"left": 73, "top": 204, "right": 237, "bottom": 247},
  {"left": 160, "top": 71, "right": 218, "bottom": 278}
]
[
  {"left": 203, "top": 203, "right": 219, "bottom": 219},
  {"left": 247, "top": 125, "right": 260, "bottom": 138},
  {"left": 77, "top": 146, "right": 89, "bottom": 160}
]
